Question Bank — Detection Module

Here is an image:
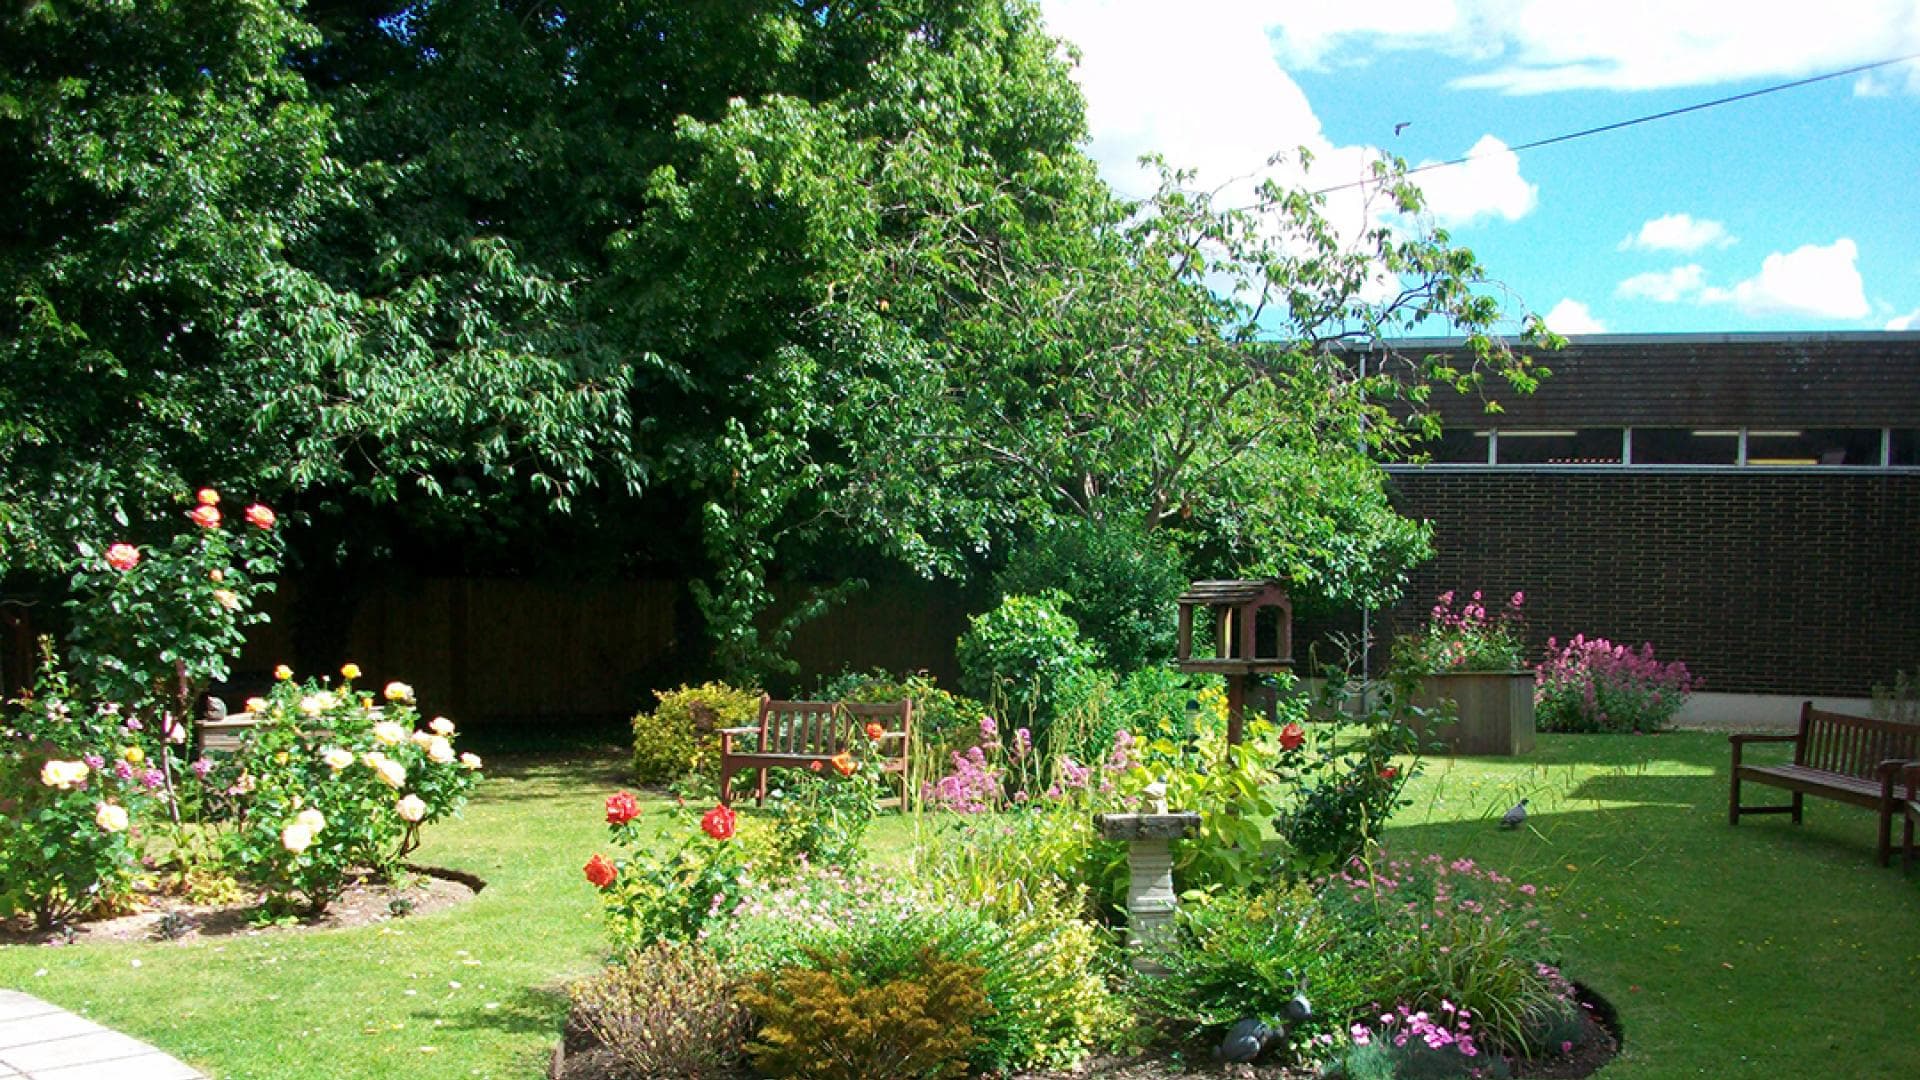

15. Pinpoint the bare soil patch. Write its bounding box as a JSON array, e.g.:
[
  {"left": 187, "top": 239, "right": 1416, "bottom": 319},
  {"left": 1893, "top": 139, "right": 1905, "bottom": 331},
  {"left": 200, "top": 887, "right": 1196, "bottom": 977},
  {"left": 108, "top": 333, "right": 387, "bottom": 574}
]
[{"left": 0, "top": 865, "right": 483, "bottom": 945}]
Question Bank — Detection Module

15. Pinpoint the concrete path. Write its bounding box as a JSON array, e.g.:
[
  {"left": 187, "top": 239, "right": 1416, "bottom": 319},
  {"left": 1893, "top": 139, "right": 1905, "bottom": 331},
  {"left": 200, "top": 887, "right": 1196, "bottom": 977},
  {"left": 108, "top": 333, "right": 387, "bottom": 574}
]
[{"left": 0, "top": 990, "right": 203, "bottom": 1079}]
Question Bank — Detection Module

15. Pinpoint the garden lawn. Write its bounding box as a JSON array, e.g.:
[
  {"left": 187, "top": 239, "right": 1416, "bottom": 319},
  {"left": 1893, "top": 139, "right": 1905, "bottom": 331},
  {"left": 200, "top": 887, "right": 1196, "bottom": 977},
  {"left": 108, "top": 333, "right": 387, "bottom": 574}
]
[{"left": 3, "top": 733, "right": 1917, "bottom": 1079}]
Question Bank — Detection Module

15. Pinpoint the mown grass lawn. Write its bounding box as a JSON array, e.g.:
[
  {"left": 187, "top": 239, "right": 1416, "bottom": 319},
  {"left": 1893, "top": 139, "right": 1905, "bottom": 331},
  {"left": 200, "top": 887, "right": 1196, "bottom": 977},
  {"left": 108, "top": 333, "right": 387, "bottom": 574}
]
[{"left": 2, "top": 732, "right": 1916, "bottom": 1079}]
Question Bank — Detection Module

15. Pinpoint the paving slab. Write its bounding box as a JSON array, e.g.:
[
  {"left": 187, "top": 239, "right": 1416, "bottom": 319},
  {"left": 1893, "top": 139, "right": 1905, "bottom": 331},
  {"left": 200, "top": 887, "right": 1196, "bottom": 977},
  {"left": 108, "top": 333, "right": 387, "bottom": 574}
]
[{"left": 0, "top": 993, "right": 202, "bottom": 1080}]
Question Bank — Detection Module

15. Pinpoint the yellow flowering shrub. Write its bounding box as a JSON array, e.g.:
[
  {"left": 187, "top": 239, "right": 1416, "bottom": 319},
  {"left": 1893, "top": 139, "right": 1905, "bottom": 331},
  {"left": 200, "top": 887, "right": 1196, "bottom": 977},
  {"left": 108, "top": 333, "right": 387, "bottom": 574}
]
[{"left": 630, "top": 681, "right": 760, "bottom": 784}]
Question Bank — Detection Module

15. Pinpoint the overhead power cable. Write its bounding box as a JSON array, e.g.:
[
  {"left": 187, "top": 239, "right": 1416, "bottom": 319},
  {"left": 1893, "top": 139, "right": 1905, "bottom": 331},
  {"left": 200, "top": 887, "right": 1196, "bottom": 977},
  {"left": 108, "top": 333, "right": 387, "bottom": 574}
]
[{"left": 1313, "top": 51, "right": 1920, "bottom": 197}]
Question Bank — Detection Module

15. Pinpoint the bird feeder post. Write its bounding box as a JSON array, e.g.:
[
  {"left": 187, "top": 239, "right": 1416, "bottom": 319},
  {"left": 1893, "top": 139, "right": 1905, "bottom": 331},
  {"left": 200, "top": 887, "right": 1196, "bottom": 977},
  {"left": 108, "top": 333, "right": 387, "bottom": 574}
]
[{"left": 1173, "top": 580, "right": 1294, "bottom": 745}]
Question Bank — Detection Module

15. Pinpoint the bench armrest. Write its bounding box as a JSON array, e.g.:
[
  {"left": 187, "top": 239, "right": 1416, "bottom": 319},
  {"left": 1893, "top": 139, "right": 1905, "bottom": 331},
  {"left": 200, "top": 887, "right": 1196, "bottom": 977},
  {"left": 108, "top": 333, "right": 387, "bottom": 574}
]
[
  {"left": 717, "top": 726, "right": 762, "bottom": 737},
  {"left": 869, "top": 731, "right": 908, "bottom": 742},
  {"left": 1728, "top": 732, "right": 1797, "bottom": 745}
]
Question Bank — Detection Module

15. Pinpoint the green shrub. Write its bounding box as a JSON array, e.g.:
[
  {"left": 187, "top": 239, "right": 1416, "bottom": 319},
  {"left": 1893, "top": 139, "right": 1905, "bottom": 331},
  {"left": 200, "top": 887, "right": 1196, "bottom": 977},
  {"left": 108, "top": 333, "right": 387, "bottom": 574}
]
[
  {"left": 222, "top": 671, "right": 481, "bottom": 914},
  {"left": 1272, "top": 669, "right": 1425, "bottom": 872},
  {"left": 1322, "top": 853, "right": 1573, "bottom": 1055},
  {"left": 631, "top": 682, "right": 761, "bottom": 784},
  {"left": 590, "top": 800, "right": 759, "bottom": 952},
  {"left": 0, "top": 655, "right": 152, "bottom": 929},
  {"left": 765, "top": 743, "right": 885, "bottom": 872},
  {"left": 570, "top": 941, "right": 749, "bottom": 1080},
  {"left": 956, "top": 592, "right": 1099, "bottom": 753},
  {"left": 994, "top": 521, "right": 1188, "bottom": 672},
  {"left": 739, "top": 949, "right": 990, "bottom": 1080},
  {"left": 1137, "top": 884, "right": 1382, "bottom": 1050}
]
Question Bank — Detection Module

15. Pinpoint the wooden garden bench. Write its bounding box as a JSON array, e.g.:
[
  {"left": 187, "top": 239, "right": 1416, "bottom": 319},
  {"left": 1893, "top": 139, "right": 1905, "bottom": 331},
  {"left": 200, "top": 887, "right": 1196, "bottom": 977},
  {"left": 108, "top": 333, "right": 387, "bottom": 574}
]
[
  {"left": 1902, "top": 764, "right": 1920, "bottom": 873},
  {"left": 717, "top": 697, "right": 912, "bottom": 809},
  {"left": 1728, "top": 703, "right": 1920, "bottom": 866}
]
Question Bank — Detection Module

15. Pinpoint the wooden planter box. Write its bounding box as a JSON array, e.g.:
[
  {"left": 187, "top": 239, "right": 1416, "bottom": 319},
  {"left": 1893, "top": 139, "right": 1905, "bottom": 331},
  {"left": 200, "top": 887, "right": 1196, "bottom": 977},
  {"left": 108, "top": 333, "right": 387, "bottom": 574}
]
[{"left": 1409, "top": 671, "right": 1537, "bottom": 756}]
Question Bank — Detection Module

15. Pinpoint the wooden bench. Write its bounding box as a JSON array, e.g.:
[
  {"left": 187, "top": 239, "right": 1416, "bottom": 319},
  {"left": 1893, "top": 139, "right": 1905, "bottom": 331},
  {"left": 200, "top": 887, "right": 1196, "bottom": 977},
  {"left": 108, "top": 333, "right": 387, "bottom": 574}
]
[
  {"left": 718, "top": 697, "right": 912, "bottom": 809},
  {"left": 1728, "top": 703, "right": 1920, "bottom": 866},
  {"left": 1902, "top": 764, "right": 1920, "bottom": 874}
]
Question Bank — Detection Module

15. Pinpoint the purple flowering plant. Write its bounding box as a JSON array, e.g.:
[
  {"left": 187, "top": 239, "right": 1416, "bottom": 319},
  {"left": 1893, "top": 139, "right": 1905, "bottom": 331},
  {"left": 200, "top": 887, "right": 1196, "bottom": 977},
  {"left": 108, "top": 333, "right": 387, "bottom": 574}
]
[
  {"left": 1392, "top": 590, "right": 1529, "bottom": 675},
  {"left": 1535, "top": 635, "right": 1698, "bottom": 733}
]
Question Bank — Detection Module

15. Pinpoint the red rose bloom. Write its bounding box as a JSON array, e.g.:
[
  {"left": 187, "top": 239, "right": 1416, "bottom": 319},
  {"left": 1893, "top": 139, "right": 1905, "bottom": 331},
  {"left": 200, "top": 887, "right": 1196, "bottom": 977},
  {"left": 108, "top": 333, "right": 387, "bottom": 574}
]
[
  {"left": 1279, "top": 722, "right": 1305, "bottom": 751},
  {"left": 863, "top": 722, "right": 886, "bottom": 741},
  {"left": 701, "top": 805, "right": 736, "bottom": 841},
  {"left": 809, "top": 760, "right": 823, "bottom": 772},
  {"left": 188, "top": 505, "right": 221, "bottom": 529},
  {"left": 1379, "top": 766, "right": 1399, "bottom": 780},
  {"left": 106, "top": 543, "right": 141, "bottom": 571},
  {"left": 583, "top": 854, "right": 617, "bottom": 889},
  {"left": 244, "top": 503, "right": 276, "bottom": 530},
  {"left": 605, "top": 791, "right": 641, "bottom": 825}
]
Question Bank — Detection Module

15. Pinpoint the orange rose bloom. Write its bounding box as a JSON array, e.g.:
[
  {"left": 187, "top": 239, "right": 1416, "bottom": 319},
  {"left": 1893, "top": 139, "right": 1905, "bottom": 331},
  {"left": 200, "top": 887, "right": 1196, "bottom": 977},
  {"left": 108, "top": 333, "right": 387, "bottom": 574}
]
[
  {"left": 583, "top": 854, "right": 618, "bottom": 889},
  {"left": 863, "top": 722, "right": 886, "bottom": 741},
  {"left": 830, "top": 752, "right": 856, "bottom": 777},
  {"left": 188, "top": 505, "right": 221, "bottom": 529},
  {"left": 245, "top": 503, "right": 276, "bottom": 530}
]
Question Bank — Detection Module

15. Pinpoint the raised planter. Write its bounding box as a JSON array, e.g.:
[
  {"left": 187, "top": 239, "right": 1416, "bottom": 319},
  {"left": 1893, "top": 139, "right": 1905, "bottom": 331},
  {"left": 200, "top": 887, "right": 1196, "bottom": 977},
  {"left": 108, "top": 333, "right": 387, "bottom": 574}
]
[{"left": 1409, "top": 670, "right": 1536, "bottom": 756}]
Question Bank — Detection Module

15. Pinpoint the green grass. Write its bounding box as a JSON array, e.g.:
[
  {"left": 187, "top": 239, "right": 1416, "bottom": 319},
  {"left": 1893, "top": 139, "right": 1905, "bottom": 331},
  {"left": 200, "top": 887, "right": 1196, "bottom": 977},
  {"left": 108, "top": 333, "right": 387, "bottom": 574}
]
[{"left": 3, "top": 733, "right": 1917, "bottom": 1078}]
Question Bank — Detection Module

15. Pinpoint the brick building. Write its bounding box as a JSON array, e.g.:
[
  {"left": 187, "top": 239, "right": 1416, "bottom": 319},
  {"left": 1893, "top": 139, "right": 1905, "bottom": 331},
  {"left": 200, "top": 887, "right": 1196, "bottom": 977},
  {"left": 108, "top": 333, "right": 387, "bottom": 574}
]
[{"left": 1376, "top": 331, "right": 1920, "bottom": 716}]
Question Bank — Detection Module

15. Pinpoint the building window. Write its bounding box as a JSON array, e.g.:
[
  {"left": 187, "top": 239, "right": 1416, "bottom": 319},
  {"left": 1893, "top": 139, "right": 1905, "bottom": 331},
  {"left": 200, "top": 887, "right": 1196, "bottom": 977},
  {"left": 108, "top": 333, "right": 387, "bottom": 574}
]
[
  {"left": 1891, "top": 430, "right": 1920, "bottom": 466},
  {"left": 1631, "top": 428, "right": 1739, "bottom": 465},
  {"left": 1744, "top": 428, "right": 1883, "bottom": 466},
  {"left": 1493, "top": 429, "right": 1623, "bottom": 465},
  {"left": 1426, "top": 429, "right": 1491, "bottom": 464}
]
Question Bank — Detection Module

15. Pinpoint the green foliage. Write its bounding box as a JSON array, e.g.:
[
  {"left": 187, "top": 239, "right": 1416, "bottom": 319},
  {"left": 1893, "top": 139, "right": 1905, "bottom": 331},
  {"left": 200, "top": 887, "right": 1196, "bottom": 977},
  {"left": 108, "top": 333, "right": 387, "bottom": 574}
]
[
  {"left": 220, "top": 672, "right": 481, "bottom": 915},
  {"left": 1272, "top": 671, "right": 1426, "bottom": 871},
  {"left": 1870, "top": 664, "right": 1920, "bottom": 724},
  {"left": 0, "top": 655, "right": 150, "bottom": 928},
  {"left": 1137, "top": 885, "right": 1382, "bottom": 1049},
  {"left": 1051, "top": 666, "right": 1201, "bottom": 766},
  {"left": 918, "top": 804, "right": 1103, "bottom": 923},
  {"left": 570, "top": 942, "right": 750, "bottom": 1080},
  {"left": 815, "top": 669, "right": 989, "bottom": 773},
  {"left": 956, "top": 592, "right": 1099, "bottom": 749},
  {"left": 1321, "top": 854, "right": 1574, "bottom": 1056},
  {"left": 995, "top": 521, "right": 1188, "bottom": 671},
  {"left": 739, "top": 948, "right": 990, "bottom": 1080},
  {"left": 592, "top": 807, "right": 759, "bottom": 953},
  {"left": 1116, "top": 722, "right": 1289, "bottom": 898},
  {"left": 630, "top": 682, "right": 762, "bottom": 785},
  {"left": 766, "top": 753, "right": 885, "bottom": 873}
]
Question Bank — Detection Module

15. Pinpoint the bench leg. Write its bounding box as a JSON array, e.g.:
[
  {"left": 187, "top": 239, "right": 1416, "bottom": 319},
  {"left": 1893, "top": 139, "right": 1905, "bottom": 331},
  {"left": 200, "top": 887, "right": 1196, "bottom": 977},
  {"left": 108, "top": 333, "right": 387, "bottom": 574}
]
[
  {"left": 1791, "top": 792, "right": 1803, "bottom": 824},
  {"left": 755, "top": 767, "right": 769, "bottom": 807},
  {"left": 719, "top": 761, "right": 736, "bottom": 807},
  {"left": 1728, "top": 772, "right": 1741, "bottom": 826},
  {"left": 1876, "top": 808, "right": 1891, "bottom": 868},
  {"left": 1904, "top": 814, "right": 1914, "bottom": 873}
]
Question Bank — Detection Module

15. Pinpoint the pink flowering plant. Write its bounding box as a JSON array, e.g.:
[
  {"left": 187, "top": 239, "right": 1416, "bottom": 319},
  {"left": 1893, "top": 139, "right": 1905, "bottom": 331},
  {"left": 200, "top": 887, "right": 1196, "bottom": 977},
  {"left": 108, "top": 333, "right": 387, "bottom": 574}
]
[
  {"left": 1534, "top": 635, "right": 1699, "bottom": 734},
  {"left": 0, "top": 650, "right": 157, "bottom": 928},
  {"left": 1332, "top": 1001, "right": 1507, "bottom": 1079},
  {"left": 1319, "top": 853, "right": 1578, "bottom": 1056},
  {"left": 1392, "top": 590, "right": 1529, "bottom": 675},
  {"left": 219, "top": 667, "right": 481, "bottom": 915}
]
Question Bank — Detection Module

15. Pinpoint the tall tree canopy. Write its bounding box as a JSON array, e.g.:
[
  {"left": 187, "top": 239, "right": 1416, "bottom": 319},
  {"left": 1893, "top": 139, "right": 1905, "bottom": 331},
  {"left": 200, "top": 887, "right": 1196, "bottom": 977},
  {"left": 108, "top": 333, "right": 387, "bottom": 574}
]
[{"left": 2, "top": 0, "right": 1550, "bottom": 676}]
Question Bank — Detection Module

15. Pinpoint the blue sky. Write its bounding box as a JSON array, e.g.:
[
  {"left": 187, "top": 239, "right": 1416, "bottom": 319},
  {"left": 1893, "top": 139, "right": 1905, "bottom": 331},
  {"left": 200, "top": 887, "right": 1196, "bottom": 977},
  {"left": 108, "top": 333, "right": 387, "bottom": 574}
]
[{"left": 1039, "top": 1, "right": 1920, "bottom": 335}]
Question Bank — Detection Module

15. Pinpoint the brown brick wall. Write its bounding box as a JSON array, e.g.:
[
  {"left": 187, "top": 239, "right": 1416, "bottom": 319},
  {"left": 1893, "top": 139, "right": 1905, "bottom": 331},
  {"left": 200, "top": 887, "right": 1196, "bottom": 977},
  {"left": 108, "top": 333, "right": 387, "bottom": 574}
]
[{"left": 1377, "top": 469, "right": 1920, "bottom": 697}]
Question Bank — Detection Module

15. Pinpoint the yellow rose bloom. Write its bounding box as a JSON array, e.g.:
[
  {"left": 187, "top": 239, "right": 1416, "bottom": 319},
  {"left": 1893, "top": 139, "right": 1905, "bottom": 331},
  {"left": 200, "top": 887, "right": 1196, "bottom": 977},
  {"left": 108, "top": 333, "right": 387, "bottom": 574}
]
[
  {"left": 373, "top": 721, "right": 408, "bottom": 746},
  {"left": 340, "top": 662, "right": 362, "bottom": 681},
  {"left": 427, "top": 736, "right": 455, "bottom": 764},
  {"left": 295, "top": 808, "right": 327, "bottom": 835},
  {"left": 322, "top": 747, "right": 354, "bottom": 771},
  {"left": 274, "top": 664, "right": 293, "bottom": 681},
  {"left": 428, "top": 716, "right": 456, "bottom": 737},
  {"left": 410, "top": 730, "right": 434, "bottom": 749},
  {"left": 396, "top": 794, "right": 428, "bottom": 823},
  {"left": 244, "top": 696, "right": 268, "bottom": 715},
  {"left": 459, "top": 752, "right": 483, "bottom": 771},
  {"left": 374, "top": 758, "right": 408, "bottom": 789},
  {"left": 121, "top": 746, "right": 144, "bottom": 764},
  {"left": 383, "top": 681, "right": 414, "bottom": 702},
  {"left": 95, "top": 802, "right": 129, "bottom": 833},
  {"left": 213, "top": 589, "right": 240, "bottom": 611},
  {"left": 281, "top": 822, "right": 314, "bottom": 853},
  {"left": 40, "top": 760, "right": 90, "bottom": 789}
]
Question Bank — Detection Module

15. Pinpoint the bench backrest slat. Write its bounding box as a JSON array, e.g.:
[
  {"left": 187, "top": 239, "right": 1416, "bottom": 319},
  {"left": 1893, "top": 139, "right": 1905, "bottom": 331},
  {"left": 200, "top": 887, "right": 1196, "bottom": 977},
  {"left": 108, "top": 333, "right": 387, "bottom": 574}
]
[
  {"left": 755, "top": 697, "right": 911, "bottom": 759},
  {"left": 1794, "top": 702, "right": 1920, "bottom": 780}
]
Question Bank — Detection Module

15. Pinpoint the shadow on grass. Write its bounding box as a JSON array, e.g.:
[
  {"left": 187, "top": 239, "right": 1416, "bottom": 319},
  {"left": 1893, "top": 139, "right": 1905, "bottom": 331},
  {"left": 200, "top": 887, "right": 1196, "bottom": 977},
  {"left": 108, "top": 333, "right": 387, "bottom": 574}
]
[
  {"left": 471, "top": 752, "right": 633, "bottom": 802},
  {"left": 414, "top": 982, "right": 571, "bottom": 1042}
]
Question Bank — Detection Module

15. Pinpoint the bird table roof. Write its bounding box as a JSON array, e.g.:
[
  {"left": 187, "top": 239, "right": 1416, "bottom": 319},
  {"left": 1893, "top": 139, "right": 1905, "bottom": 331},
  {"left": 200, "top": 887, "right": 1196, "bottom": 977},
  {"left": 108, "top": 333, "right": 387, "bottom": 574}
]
[{"left": 1176, "top": 580, "right": 1289, "bottom": 606}]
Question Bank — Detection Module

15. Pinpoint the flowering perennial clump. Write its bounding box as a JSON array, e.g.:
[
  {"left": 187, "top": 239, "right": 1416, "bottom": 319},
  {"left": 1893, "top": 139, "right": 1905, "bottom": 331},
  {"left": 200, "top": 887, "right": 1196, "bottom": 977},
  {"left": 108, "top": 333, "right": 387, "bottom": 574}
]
[
  {"left": 1535, "top": 635, "right": 1698, "bottom": 733},
  {"left": 1393, "top": 590, "right": 1528, "bottom": 674}
]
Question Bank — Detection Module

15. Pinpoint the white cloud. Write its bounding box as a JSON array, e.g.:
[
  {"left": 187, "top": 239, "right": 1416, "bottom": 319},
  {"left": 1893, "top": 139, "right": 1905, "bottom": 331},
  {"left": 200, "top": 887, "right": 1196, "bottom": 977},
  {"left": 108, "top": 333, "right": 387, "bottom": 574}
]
[
  {"left": 1699, "top": 239, "right": 1870, "bottom": 319},
  {"left": 1411, "top": 136, "right": 1539, "bottom": 226},
  {"left": 1267, "top": 1, "right": 1920, "bottom": 95},
  {"left": 1543, "top": 299, "right": 1607, "bottom": 333},
  {"left": 1617, "top": 265, "right": 1708, "bottom": 303},
  {"left": 1619, "top": 213, "right": 1735, "bottom": 253},
  {"left": 1886, "top": 307, "right": 1920, "bottom": 330}
]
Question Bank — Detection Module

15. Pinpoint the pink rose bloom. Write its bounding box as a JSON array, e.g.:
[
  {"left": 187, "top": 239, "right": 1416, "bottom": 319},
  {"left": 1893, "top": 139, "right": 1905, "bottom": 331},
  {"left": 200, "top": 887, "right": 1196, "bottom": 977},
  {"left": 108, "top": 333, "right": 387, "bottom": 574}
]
[
  {"left": 245, "top": 504, "right": 276, "bottom": 530},
  {"left": 106, "top": 543, "right": 141, "bottom": 571},
  {"left": 189, "top": 504, "right": 221, "bottom": 529}
]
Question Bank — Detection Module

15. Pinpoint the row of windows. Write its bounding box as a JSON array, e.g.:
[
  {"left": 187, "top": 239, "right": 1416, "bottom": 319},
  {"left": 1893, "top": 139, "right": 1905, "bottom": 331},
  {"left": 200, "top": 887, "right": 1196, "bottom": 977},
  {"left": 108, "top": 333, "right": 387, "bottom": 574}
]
[{"left": 1419, "top": 428, "right": 1920, "bottom": 467}]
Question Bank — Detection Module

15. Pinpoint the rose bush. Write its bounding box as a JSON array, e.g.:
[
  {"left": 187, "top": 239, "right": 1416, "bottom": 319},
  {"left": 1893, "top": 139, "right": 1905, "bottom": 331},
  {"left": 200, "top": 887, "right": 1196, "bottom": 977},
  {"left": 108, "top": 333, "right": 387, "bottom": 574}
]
[{"left": 220, "top": 667, "right": 481, "bottom": 914}]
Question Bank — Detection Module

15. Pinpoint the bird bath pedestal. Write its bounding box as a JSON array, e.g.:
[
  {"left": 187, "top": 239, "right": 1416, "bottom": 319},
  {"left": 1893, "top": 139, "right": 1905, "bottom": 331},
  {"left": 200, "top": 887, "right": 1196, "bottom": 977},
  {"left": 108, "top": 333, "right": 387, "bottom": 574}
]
[{"left": 1095, "top": 810, "right": 1201, "bottom": 971}]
